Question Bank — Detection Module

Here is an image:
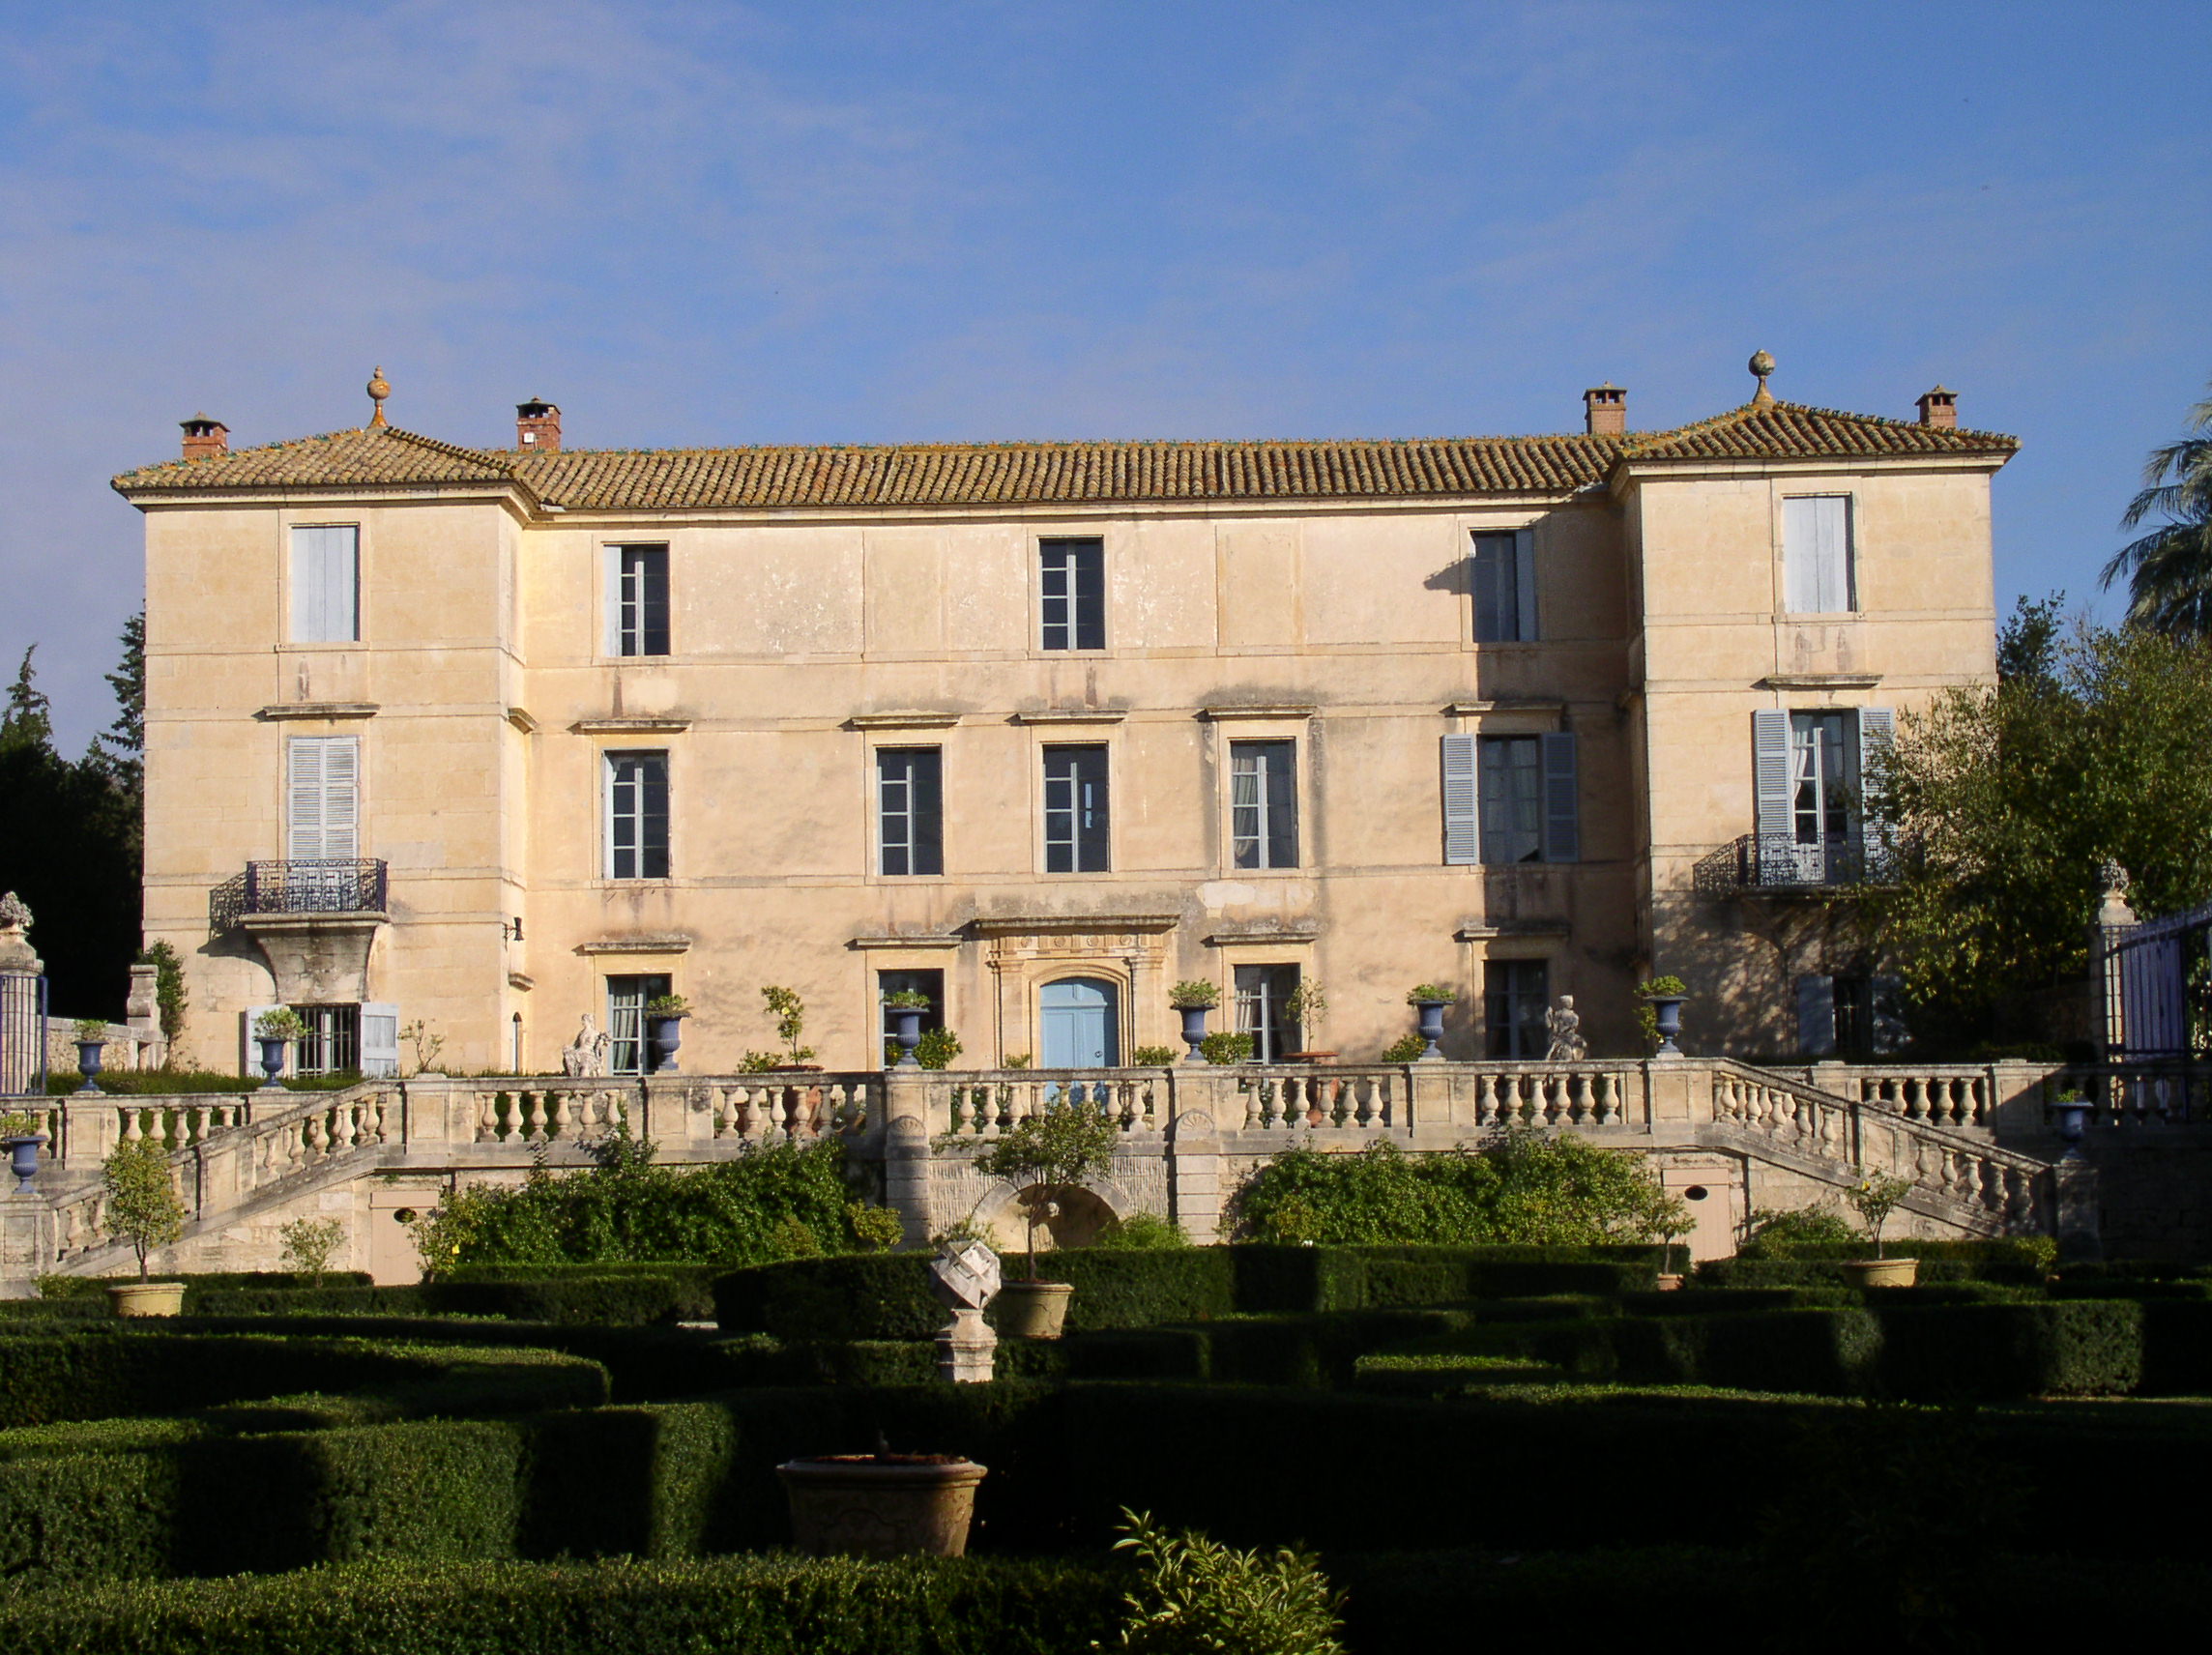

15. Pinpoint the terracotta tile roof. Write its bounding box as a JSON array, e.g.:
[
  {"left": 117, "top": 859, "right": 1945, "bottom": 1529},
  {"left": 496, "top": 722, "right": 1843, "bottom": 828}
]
[{"left": 112, "top": 399, "right": 2015, "bottom": 508}]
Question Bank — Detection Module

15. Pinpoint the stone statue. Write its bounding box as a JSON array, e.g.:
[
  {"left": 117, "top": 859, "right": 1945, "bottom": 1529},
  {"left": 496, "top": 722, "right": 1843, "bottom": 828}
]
[
  {"left": 0, "top": 891, "right": 40, "bottom": 976},
  {"left": 1544, "top": 995, "right": 1586, "bottom": 1062},
  {"left": 927, "top": 1238, "right": 1003, "bottom": 1383},
  {"left": 561, "top": 1013, "right": 610, "bottom": 1078}
]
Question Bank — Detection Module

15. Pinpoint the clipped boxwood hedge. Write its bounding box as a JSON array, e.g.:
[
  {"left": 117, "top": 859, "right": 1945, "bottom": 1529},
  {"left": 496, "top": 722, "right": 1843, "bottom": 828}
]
[{"left": 0, "top": 1554, "right": 1121, "bottom": 1653}]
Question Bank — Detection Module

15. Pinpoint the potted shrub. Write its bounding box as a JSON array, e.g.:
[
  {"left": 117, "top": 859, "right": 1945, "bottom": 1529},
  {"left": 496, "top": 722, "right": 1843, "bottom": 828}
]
[
  {"left": 643, "top": 994, "right": 689, "bottom": 1074},
  {"left": 757, "top": 985, "right": 820, "bottom": 1072},
  {"left": 1636, "top": 975, "right": 1689, "bottom": 1059},
  {"left": 1169, "top": 980, "right": 1220, "bottom": 1063},
  {"left": 884, "top": 989, "right": 932, "bottom": 1068},
  {"left": 967, "top": 1099, "right": 1121, "bottom": 1338},
  {"left": 1405, "top": 983, "right": 1457, "bottom": 1061},
  {"left": 1283, "top": 980, "right": 1334, "bottom": 1062},
  {"left": 776, "top": 1450, "right": 989, "bottom": 1557},
  {"left": 1200, "top": 1030, "right": 1254, "bottom": 1065},
  {"left": 1840, "top": 1167, "right": 1918, "bottom": 1288},
  {"left": 102, "top": 1136, "right": 188, "bottom": 1316},
  {"left": 0, "top": 1108, "right": 48, "bottom": 1195},
  {"left": 252, "top": 1007, "right": 306, "bottom": 1089},
  {"left": 72, "top": 1019, "right": 109, "bottom": 1094}
]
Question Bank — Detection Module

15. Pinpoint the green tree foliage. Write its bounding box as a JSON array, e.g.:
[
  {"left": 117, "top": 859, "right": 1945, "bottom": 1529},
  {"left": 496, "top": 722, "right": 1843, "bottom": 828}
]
[
  {"left": 0, "top": 624, "right": 145, "bottom": 1018},
  {"left": 1876, "top": 605, "right": 2212, "bottom": 1041},
  {"left": 965, "top": 1101, "right": 1122, "bottom": 1279},
  {"left": 2101, "top": 382, "right": 2212, "bottom": 638},
  {"left": 1234, "top": 1132, "right": 1689, "bottom": 1246},
  {"left": 102, "top": 1137, "right": 187, "bottom": 1281},
  {"left": 136, "top": 941, "right": 188, "bottom": 1041},
  {"left": 410, "top": 1134, "right": 891, "bottom": 1269},
  {"left": 1108, "top": 1510, "right": 1347, "bottom": 1655}
]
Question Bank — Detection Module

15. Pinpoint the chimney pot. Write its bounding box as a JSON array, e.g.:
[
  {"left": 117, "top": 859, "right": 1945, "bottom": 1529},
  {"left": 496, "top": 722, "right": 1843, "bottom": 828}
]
[
  {"left": 515, "top": 397, "right": 562, "bottom": 452},
  {"left": 180, "top": 413, "right": 229, "bottom": 460},
  {"left": 1916, "top": 386, "right": 1958, "bottom": 429},
  {"left": 1583, "top": 383, "right": 1626, "bottom": 436}
]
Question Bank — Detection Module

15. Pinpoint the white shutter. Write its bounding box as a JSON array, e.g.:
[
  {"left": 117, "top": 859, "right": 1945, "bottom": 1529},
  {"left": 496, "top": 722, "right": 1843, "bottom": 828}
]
[
  {"left": 244, "top": 1004, "right": 284, "bottom": 1076},
  {"left": 361, "top": 1003, "right": 400, "bottom": 1077},
  {"left": 1512, "top": 527, "right": 1538, "bottom": 642},
  {"left": 1795, "top": 976, "right": 1837, "bottom": 1057},
  {"left": 1819, "top": 497, "right": 1852, "bottom": 611},
  {"left": 1540, "top": 731, "right": 1579, "bottom": 863},
  {"left": 1783, "top": 497, "right": 1850, "bottom": 614},
  {"left": 1857, "top": 707, "right": 1895, "bottom": 859},
  {"left": 1752, "top": 711, "right": 1792, "bottom": 840},
  {"left": 290, "top": 527, "right": 358, "bottom": 642},
  {"left": 288, "top": 737, "right": 360, "bottom": 860},
  {"left": 603, "top": 546, "right": 622, "bottom": 655},
  {"left": 1441, "top": 735, "right": 1480, "bottom": 865}
]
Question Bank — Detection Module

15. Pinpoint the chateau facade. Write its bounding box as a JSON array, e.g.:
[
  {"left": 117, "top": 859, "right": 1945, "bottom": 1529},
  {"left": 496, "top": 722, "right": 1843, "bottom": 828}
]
[{"left": 115, "top": 364, "right": 2014, "bottom": 1079}]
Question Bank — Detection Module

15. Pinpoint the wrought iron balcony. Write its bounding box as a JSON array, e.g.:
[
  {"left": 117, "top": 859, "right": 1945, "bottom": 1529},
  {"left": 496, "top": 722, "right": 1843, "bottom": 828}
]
[
  {"left": 1694, "top": 834, "right": 1898, "bottom": 898},
  {"left": 210, "top": 859, "right": 389, "bottom": 932}
]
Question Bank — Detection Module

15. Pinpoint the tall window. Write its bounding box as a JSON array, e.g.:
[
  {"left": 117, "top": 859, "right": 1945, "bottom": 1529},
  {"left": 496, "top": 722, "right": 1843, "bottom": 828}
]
[
  {"left": 1484, "top": 959, "right": 1549, "bottom": 1059},
  {"left": 604, "top": 751, "right": 670, "bottom": 879},
  {"left": 877, "top": 748, "right": 944, "bottom": 876},
  {"left": 608, "top": 544, "right": 670, "bottom": 656},
  {"left": 1231, "top": 740, "right": 1298, "bottom": 869},
  {"left": 1443, "top": 733, "right": 1579, "bottom": 866},
  {"left": 1040, "top": 537, "right": 1105, "bottom": 651},
  {"left": 1470, "top": 530, "right": 1537, "bottom": 643},
  {"left": 1790, "top": 711, "right": 1859, "bottom": 848},
  {"left": 1783, "top": 496, "right": 1853, "bottom": 614},
  {"left": 879, "top": 969, "right": 946, "bottom": 1065},
  {"left": 290, "top": 525, "right": 359, "bottom": 642},
  {"left": 286, "top": 736, "right": 360, "bottom": 860},
  {"left": 1043, "top": 745, "right": 1110, "bottom": 872},
  {"left": 605, "top": 973, "right": 671, "bottom": 1075},
  {"left": 290, "top": 1004, "right": 360, "bottom": 1075},
  {"left": 1234, "top": 964, "right": 1300, "bottom": 1061}
]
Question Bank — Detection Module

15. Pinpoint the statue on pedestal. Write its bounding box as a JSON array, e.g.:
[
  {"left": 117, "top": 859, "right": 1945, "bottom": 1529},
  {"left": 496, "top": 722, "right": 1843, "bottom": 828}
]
[
  {"left": 561, "top": 1013, "right": 610, "bottom": 1078},
  {"left": 1543, "top": 995, "right": 1587, "bottom": 1062},
  {"left": 927, "top": 1238, "right": 1003, "bottom": 1383}
]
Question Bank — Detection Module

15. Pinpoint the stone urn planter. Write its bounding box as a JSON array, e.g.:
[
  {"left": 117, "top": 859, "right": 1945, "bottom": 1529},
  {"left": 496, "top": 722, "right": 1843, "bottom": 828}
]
[
  {"left": 889, "top": 1007, "right": 925, "bottom": 1067},
  {"left": 73, "top": 1040, "right": 105, "bottom": 1095},
  {"left": 1412, "top": 1000, "right": 1449, "bottom": 1061},
  {"left": 1840, "top": 1258, "right": 1919, "bottom": 1289},
  {"left": 1647, "top": 996, "right": 1687, "bottom": 1059},
  {"left": 777, "top": 1454, "right": 989, "bottom": 1558},
  {"left": 108, "top": 1281, "right": 188, "bottom": 1318},
  {"left": 256, "top": 1036, "right": 289, "bottom": 1089},
  {"left": 1176, "top": 1004, "right": 1210, "bottom": 1063},
  {"left": 994, "top": 1279, "right": 1074, "bottom": 1339},
  {"left": 3, "top": 1131, "right": 47, "bottom": 1194},
  {"left": 646, "top": 1014, "right": 684, "bottom": 1074}
]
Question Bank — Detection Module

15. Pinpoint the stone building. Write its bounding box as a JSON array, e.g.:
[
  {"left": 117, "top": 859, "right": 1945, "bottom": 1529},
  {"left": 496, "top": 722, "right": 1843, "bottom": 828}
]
[{"left": 113, "top": 363, "right": 2014, "bottom": 1079}]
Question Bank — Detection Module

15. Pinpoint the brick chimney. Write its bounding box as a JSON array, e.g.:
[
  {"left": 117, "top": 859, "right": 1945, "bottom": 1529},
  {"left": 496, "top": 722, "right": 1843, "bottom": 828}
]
[
  {"left": 1916, "top": 386, "right": 1958, "bottom": 429},
  {"left": 180, "top": 413, "right": 228, "bottom": 460},
  {"left": 515, "top": 397, "right": 562, "bottom": 452},
  {"left": 1583, "top": 384, "right": 1626, "bottom": 436}
]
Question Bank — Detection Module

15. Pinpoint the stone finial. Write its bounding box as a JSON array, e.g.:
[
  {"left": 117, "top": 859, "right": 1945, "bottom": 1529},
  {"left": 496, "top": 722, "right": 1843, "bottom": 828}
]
[
  {"left": 0, "top": 891, "right": 40, "bottom": 976},
  {"left": 2098, "top": 860, "right": 2138, "bottom": 929},
  {"left": 366, "top": 365, "right": 392, "bottom": 429},
  {"left": 1748, "top": 350, "right": 1777, "bottom": 408}
]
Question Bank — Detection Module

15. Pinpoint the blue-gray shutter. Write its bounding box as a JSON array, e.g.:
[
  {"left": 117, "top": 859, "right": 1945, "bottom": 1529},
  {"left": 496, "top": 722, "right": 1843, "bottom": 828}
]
[
  {"left": 1513, "top": 527, "right": 1538, "bottom": 642},
  {"left": 1441, "top": 735, "right": 1479, "bottom": 865},
  {"left": 1752, "top": 711, "right": 1792, "bottom": 840},
  {"left": 1857, "top": 706, "right": 1895, "bottom": 863},
  {"left": 1795, "top": 975, "right": 1837, "bottom": 1057},
  {"left": 1540, "top": 731, "right": 1579, "bottom": 862}
]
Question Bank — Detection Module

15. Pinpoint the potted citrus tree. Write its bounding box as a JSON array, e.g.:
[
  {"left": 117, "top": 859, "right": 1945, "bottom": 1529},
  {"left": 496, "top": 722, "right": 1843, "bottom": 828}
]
[
  {"left": 969, "top": 1099, "right": 1121, "bottom": 1338},
  {"left": 1840, "top": 1167, "right": 1918, "bottom": 1288},
  {"left": 1169, "top": 980, "right": 1219, "bottom": 1063},
  {"left": 102, "top": 1136, "right": 189, "bottom": 1316},
  {"left": 1283, "top": 980, "right": 1334, "bottom": 1062},
  {"left": 1406, "top": 983, "right": 1457, "bottom": 1061}
]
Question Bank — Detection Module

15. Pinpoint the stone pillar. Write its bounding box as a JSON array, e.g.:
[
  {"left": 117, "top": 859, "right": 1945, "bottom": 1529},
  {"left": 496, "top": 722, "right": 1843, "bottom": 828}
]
[
  {"left": 1168, "top": 1109, "right": 1224, "bottom": 1242},
  {"left": 885, "top": 1114, "right": 934, "bottom": 1248},
  {"left": 0, "top": 1196, "right": 54, "bottom": 1298},
  {"left": 0, "top": 891, "right": 46, "bottom": 1098},
  {"left": 126, "top": 964, "right": 167, "bottom": 1070},
  {"left": 402, "top": 1076, "right": 461, "bottom": 1148}
]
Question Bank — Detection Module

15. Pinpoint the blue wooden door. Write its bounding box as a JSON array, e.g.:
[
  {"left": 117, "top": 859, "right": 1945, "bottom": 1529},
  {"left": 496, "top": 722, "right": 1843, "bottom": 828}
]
[{"left": 1039, "top": 978, "right": 1119, "bottom": 1068}]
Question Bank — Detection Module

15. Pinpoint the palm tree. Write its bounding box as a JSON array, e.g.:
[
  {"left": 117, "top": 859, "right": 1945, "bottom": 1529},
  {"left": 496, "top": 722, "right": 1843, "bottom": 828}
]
[{"left": 2102, "top": 382, "right": 2212, "bottom": 638}]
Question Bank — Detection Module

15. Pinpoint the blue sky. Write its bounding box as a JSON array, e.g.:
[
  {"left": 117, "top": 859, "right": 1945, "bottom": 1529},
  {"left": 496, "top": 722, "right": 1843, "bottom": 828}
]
[{"left": 2, "top": 0, "right": 2206, "bottom": 750}]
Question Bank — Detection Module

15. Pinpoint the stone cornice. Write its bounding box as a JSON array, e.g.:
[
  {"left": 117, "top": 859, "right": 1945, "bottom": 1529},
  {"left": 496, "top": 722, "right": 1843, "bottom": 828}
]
[{"left": 255, "top": 702, "right": 379, "bottom": 721}]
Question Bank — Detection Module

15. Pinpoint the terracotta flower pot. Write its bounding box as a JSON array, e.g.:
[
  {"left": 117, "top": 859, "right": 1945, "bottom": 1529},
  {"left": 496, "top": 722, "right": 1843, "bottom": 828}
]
[
  {"left": 108, "top": 1281, "right": 187, "bottom": 1318},
  {"left": 1840, "top": 1258, "right": 1918, "bottom": 1289},
  {"left": 777, "top": 1455, "right": 988, "bottom": 1558},
  {"left": 995, "top": 1279, "right": 1074, "bottom": 1339}
]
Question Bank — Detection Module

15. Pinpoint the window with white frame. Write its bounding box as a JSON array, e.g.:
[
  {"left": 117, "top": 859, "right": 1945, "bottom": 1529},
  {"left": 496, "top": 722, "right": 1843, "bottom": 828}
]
[
  {"left": 604, "top": 750, "right": 670, "bottom": 879},
  {"left": 1484, "top": 959, "right": 1550, "bottom": 1058},
  {"left": 877, "top": 747, "right": 944, "bottom": 876},
  {"left": 1039, "top": 537, "right": 1105, "bottom": 651},
  {"left": 1234, "top": 964, "right": 1300, "bottom": 1060},
  {"left": 606, "top": 544, "right": 670, "bottom": 656},
  {"left": 286, "top": 736, "right": 360, "bottom": 860},
  {"left": 1230, "top": 740, "right": 1298, "bottom": 869},
  {"left": 1043, "top": 744, "right": 1110, "bottom": 872},
  {"left": 605, "top": 973, "right": 671, "bottom": 1075},
  {"left": 289, "top": 525, "right": 359, "bottom": 642},
  {"left": 1470, "top": 530, "right": 1537, "bottom": 643},
  {"left": 1783, "top": 496, "right": 1854, "bottom": 614},
  {"left": 1441, "top": 733, "right": 1578, "bottom": 865}
]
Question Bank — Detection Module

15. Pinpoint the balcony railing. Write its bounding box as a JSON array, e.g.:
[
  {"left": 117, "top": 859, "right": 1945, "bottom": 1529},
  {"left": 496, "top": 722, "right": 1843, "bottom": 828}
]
[
  {"left": 1694, "top": 833, "right": 1898, "bottom": 897},
  {"left": 210, "top": 859, "right": 389, "bottom": 931}
]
